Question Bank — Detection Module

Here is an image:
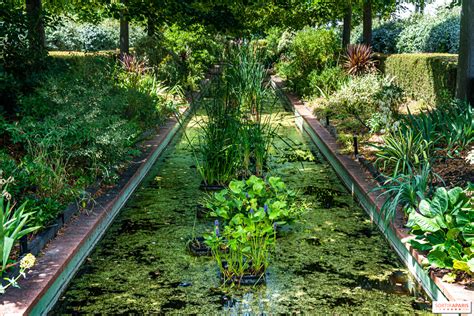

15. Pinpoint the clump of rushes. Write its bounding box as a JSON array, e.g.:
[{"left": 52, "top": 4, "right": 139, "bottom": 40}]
[
  {"left": 186, "top": 43, "right": 278, "bottom": 185},
  {"left": 343, "top": 44, "right": 378, "bottom": 76},
  {"left": 204, "top": 176, "right": 304, "bottom": 286}
]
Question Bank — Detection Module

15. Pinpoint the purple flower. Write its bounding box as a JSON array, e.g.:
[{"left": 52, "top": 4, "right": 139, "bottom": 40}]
[
  {"left": 264, "top": 204, "right": 268, "bottom": 213},
  {"left": 245, "top": 192, "right": 249, "bottom": 199},
  {"left": 215, "top": 227, "right": 220, "bottom": 237},
  {"left": 214, "top": 219, "right": 219, "bottom": 226},
  {"left": 249, "top": 208, "right": 254, "bottom": 215},
  {"left": 273, "top": 223, "right": 277, "bottom": 231}
]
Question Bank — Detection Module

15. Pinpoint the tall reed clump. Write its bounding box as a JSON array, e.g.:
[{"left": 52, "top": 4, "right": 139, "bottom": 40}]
[
  {"left": 189, "top": 43, "right": 278, "bottom": 186},
  {"left": 226, "top": 43, "right": 278, "bottom": 178}
]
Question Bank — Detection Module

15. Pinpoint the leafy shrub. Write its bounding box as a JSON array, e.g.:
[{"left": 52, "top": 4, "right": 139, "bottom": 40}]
[
  {"left": 406, "top": 186, "right": 474, "bottom": 275},
  {"left": 327, "top": 74, "right": 404, "bottom": 131},
  {"left": 396, "top": 9, "right": 460, "bottom": 54},
  {"left": 2, "top": 55, "right": 178, "bottom": 227},
  {"left": 261, "top": 27, "right": 284, "bottom": 64},
  {"left": 135, "top": 24, "right": 223, "bottom": 90},
  {"left": 343, "top": 44, "right": 377, "bottom": 76},
  {"left": 307, "top": 66, "right": 348, "bottom": 97},
  {"left": 352, "top": 9, "right": 460, "bottom": 54},
  {"left": 45, "top": 18, "right": 143, "bottom": 51},
  {"left": 378, "top": 53, "right": 457, "bottom": 106},
  {"left": 277, "top": 27, "right": 340, "bottom": 94},
  {"left": 352, "top": 20, "right": 406, "bottom": 54}
]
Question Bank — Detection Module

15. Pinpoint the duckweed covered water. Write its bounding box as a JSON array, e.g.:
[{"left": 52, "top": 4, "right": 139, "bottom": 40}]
[{"left": 51, "top": 104, "right": 431, "bottom": 314}]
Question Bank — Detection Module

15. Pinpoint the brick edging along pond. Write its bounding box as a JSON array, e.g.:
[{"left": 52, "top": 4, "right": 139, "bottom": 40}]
[
  {"left": 270, "top": 75, "right": 473, "bottom": 305},
  {"left": 0, "top": 69, "right": 216, "bottom": 315}
]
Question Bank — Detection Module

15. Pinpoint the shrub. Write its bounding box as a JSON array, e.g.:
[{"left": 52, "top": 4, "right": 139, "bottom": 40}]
[
  {"left": 45, "top": 18, "right": 144, "bottom": 52},
  {"left": 352, "top": 20, "right": 406, "bottom": 54},
  {"left": 277, "top": 27, "right": 340, "bottom": 94},
  {"left": 135, "top": 24, "right": 223, "bottom": 90},
  {"left": 307, "top": 66, "right": 348, "bottom": 97},
  {"left": 261, "top": 27, "right": 284, "bottom": 64},
  {"left": 396, "top": 9, "right": 460, "bottom": 54},
  {"left": 2, "top": 55, "right": 178, "bottom": 227},
  {"left": 352, "top": 9, "right": 460, "bottom": 54},
  {"left": 378, "top": 53, "right": 457, "bottom": 105},
  {"left": 327, "top": 74, "right": 404, "bottom": 131}
]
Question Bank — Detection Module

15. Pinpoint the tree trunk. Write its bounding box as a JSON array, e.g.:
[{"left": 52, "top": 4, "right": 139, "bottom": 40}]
[
  {"left": 120, "top": 0, "right": 129, "bottom": 56},
  {"left": 342, "top": 1, "right": 352, "bottom": 49},
  {"left": 25, "top": 0, "right": 45, "bottom": 52},
  {"left": 456, "top": 0, "right": 474, "bottom": 105},
  {"left": 362, "top": 0, "right": 372, "bottom": 46},
  {"left": 147, "top": 16, "right": 155, "bottom": 36}
]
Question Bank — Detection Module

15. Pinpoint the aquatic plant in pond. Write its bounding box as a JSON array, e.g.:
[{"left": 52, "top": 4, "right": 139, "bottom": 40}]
[
  {"left": 205, "top": 215, "right": 276, "bottom": 285},
  {"left": 206, "top": 176, "right": 302, "bottom": 224},
  {"left": 204, "top": 176, "right": 303, "bottom": 285}
]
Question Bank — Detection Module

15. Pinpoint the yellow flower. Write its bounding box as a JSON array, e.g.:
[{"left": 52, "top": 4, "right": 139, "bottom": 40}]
[{"left": 20, "top": 253, "right": 36, "bottom": 270}]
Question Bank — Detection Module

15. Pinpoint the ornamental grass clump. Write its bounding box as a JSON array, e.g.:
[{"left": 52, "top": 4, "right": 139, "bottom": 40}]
[{"left": 204, "top": 176, "right": 303, "bottom": 285}]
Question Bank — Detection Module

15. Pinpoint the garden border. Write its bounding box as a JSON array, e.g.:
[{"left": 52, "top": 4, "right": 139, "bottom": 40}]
[
  {"left": 0, "top": 68, "right": 217, "bottom": 316},
  {"left": 270, "top": 75, "right": 473, "bottom": 305}
]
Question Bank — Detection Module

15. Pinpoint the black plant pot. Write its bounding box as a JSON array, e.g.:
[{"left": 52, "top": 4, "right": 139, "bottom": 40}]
[
  {"left": 220, "top": 261, "right": 266, "bottom": 286},
  {"left": 187, "top": 237, "right": 211, "bottom": 256},
  {"left": 199, "top": 181, "right": 226, "bottom": 192},
  {"left": 196, "top": 204, "right": 209, "bottom": 219}
]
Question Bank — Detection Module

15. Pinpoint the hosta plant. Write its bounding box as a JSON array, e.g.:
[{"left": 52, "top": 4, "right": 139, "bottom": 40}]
[
  {"left": 405, "top": 185, "right": 474, "bottom": 275},
  {"left": 343, "top": 44, "right": 377, "bottom": 76}
]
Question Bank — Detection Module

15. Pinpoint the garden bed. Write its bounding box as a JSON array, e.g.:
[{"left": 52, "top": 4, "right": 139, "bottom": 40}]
[{"left": 271, "top": 75, "right": 473, "bottom": 302}]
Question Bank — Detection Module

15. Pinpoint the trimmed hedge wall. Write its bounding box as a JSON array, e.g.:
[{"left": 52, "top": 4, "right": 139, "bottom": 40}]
[{"left": 377, "top": 53, "right": 458, "bottom": 105}]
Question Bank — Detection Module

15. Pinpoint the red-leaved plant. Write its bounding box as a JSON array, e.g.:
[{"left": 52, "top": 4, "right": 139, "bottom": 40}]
[
  {"left": 343, "top": 44, "right": 378, "bottom": 76},
  {"left": 120, "top": 54, "right": 148, "bottom": 75}
]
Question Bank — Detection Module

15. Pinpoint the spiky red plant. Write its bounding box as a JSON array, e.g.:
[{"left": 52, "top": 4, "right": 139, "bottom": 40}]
[
  {"left": 343, "top": 44, "right": 378, "bottom": 76},
  {"left": 120, "top": 54, "right": 148, "bottom": 75}
]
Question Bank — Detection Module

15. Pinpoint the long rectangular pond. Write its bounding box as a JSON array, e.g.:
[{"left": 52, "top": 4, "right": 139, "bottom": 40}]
[{"left": 50, "top": 97, "right": 431, "bottom": 314}]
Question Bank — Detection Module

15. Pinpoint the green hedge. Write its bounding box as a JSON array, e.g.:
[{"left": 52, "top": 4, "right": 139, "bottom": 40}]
[{"left": 377, "top": 53, "right": 458, "bottom": 105}]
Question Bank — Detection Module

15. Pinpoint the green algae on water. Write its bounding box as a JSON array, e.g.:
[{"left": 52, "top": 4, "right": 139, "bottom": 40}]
[{"left": 50, "top": 106, "right": 431, "bottom": 315}]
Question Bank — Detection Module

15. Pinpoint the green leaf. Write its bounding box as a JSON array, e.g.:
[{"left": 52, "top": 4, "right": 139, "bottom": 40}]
[
  {"left": 409, "top": 212, "right": 440, "bottom": 232},
  {"left": 431, "top": 187, "right": 448, "bottom": 215},
  {"left": 2, "top": 237, "right": 14, "bottom": 271},
  {"left": 447, "top": 187, "right": 463, "bottom": 206},
  {"left": 418, "top": 200, "right": 434, "bottom": 217},
  {"left": 229, "top": 181, "right": 243, "bottom": 194},
  {"left": 453, "top": 260, "right": 470, "bottom": 272},
  {"left": 427, "top": 250, "right": 450, "bottom": 268}
]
